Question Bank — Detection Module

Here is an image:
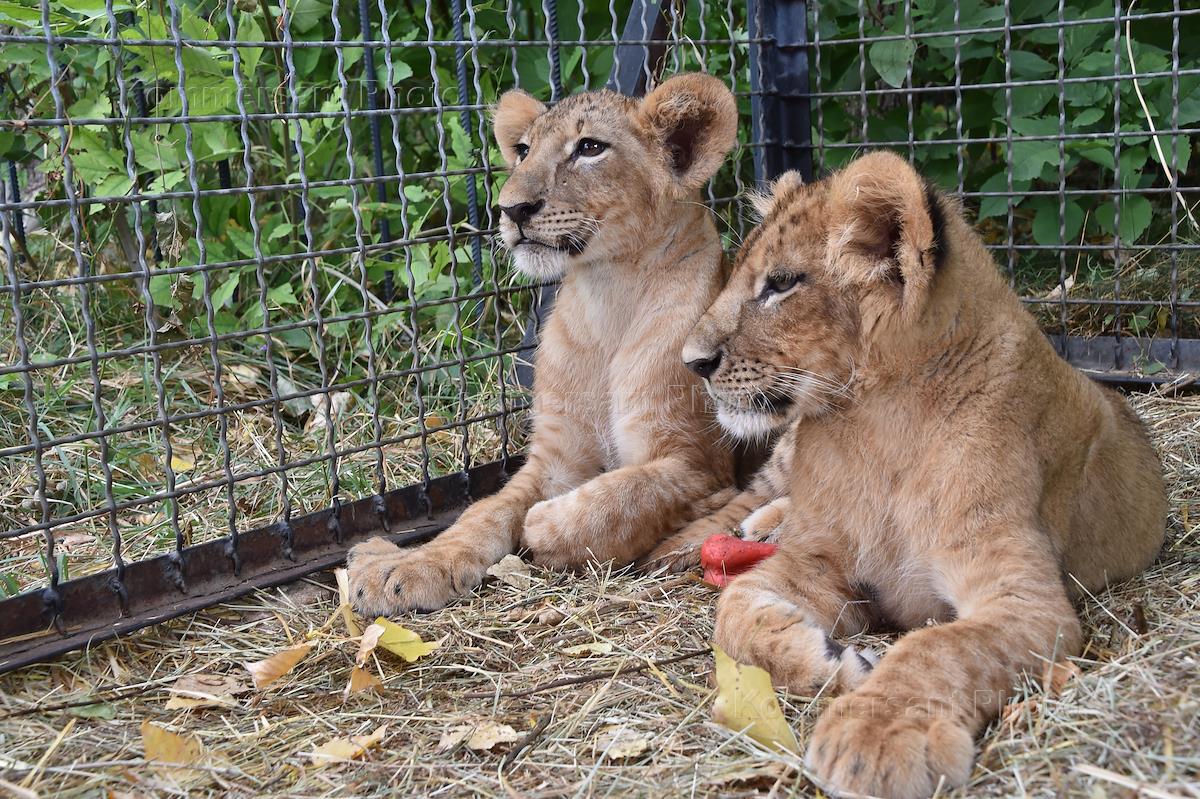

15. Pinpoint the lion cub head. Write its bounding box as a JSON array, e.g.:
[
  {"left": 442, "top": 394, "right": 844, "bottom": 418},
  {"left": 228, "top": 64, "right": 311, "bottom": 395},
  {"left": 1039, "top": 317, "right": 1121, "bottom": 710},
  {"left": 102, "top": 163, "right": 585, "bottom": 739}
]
[
  {"left": 492, "top": 74, "right": 736, "bottom": 280},
  {"left": 683, "top": 151, "right": 948, "bottom": 439}
]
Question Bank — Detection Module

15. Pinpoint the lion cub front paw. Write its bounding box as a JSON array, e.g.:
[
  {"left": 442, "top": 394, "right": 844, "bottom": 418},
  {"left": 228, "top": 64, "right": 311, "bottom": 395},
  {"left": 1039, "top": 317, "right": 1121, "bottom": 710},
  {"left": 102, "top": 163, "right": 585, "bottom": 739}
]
[
  {"left": 805, "top": 693, "right": 974, "bottom": 799},
  {"left": 347, "top": 536, "right": 475, "bottom": 615},
  {"left": 522, "top": 491, "right": 591, "bottom": 570}
]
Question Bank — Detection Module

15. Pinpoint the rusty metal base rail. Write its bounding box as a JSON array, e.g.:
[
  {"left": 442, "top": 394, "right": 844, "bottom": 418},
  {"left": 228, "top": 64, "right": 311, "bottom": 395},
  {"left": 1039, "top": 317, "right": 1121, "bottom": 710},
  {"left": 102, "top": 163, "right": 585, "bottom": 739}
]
[
  {"left": 1062, "top": 335, "right": 1200, "bottom": 389},
  {"left": 0, "top": 457, "right": 522, "bottom": 674}
]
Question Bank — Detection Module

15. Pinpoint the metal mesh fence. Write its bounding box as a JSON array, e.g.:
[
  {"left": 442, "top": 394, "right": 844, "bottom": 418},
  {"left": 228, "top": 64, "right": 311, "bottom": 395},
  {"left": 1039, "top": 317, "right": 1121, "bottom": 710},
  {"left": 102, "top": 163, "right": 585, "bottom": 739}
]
[
  {"left": 0, "top": 0, "right": 1195, "bottom": 670},
  {"left": 800, "top": 0, "right": 1199, "bottom": 377},
  {"left": 0, "top": 0, "right": 756, "bottom": 669}
]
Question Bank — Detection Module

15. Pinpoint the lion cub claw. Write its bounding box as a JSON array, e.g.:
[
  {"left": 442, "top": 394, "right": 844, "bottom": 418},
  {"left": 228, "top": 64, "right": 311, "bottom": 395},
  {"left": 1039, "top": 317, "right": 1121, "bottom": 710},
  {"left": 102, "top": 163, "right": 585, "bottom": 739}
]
[
  {"left": 805, "top": 694, "right": 974, "bottom": 799},
  {"left": 347, "top": 536, "right": 478, "bottom": 615}
]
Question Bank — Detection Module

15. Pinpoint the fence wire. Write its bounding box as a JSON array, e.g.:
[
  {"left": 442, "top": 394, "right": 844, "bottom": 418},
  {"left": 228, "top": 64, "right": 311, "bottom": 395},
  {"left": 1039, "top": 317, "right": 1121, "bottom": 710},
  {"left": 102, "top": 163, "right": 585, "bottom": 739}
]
[
  {"left": 0, "top": 0, "right": 1195, "bottom": 668},
  {"left": 0, "top": 0, "right": 755, "bottom": 665}
]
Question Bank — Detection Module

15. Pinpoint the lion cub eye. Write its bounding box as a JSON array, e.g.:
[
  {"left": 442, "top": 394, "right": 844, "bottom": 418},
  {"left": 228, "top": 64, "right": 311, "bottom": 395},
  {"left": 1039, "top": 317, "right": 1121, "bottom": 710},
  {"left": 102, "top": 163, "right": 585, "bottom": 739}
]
[
  {"left": 575, "top": 138, "right": 609, "bottom": 158},
  {"left": 514, "top": 142, "right": 529, "bottom": 162},
  {"left": 762, "top": 271, "right": 806, "bottom": 297}
]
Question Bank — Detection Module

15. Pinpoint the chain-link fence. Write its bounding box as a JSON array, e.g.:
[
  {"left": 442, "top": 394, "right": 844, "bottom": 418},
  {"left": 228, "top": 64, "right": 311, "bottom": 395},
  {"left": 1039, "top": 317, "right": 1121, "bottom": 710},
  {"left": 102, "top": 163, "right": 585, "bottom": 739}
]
[{"left": 1, "top": 0, "right": 1195, "bottom": 671}]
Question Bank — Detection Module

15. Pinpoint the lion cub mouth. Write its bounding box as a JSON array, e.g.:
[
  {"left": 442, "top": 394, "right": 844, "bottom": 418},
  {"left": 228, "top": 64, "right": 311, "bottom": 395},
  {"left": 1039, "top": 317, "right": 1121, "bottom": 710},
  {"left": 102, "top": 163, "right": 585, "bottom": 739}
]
[{"left": 515, "top": 235, "right": 589, "bottom": 257}]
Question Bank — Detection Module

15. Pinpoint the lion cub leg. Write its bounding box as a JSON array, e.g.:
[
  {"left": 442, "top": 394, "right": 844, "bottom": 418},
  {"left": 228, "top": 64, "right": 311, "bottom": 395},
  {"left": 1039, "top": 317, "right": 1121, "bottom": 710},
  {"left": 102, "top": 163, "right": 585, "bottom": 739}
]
[
  {"left": 714, "top": 539, "right": 876, "bottom": 695},
  {"left": 347, "top": 464, "right": 547, "bottom": 615},
  {"left": 805, "top": 538, "right": 1082, "bottom": 799},
  {"left": 639, "top": 488, "right": 768, "bottom": 572},
  {"left": 739, "top": 496, "right": 791, "bottom": 540}
]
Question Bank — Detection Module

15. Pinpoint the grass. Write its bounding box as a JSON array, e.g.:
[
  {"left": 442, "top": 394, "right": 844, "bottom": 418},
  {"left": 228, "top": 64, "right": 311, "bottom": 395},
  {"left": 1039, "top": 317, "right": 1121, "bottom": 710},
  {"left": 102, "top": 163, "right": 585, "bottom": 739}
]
[{"left": 0, "top": 390, "right": 1194, "bottom": 798}]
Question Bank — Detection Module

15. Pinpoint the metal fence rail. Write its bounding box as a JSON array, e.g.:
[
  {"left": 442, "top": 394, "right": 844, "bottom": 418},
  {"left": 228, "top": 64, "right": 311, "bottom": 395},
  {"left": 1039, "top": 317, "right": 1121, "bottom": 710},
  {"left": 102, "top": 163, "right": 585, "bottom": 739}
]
[
  {"left": 0, "top": 0, "right": 1195, "bottom": 671},
  {"left": 0, "top": 0, "right": 756, "bottom": 671}
]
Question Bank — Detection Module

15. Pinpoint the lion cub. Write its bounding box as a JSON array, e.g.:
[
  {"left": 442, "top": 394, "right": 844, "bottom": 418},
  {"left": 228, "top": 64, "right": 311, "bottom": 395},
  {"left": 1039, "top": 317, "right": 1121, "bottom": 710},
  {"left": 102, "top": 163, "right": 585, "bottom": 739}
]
[
  {"left": 678, "top": 152, "right": 1166, "bottom": 799},
  {"left": 348, "top": 74, "right": 738, "bottom": 614}
]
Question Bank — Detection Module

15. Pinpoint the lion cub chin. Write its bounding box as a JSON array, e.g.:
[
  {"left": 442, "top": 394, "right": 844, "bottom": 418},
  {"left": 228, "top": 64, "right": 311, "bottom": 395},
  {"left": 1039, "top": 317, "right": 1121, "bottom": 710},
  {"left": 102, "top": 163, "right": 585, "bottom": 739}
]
[{"left": 676, "top": 151, "right": 1167, "bottom": 799}]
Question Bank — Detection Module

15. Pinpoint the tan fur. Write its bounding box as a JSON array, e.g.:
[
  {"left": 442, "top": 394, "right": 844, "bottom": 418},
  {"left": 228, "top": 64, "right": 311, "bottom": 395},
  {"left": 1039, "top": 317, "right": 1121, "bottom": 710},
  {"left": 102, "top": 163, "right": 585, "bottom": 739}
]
[
  {"left": 684, "top": 152, "right": 1168, "bottom": 799},
  {"left": 347, "top": 74, "right": 738, "bottom": 614}
]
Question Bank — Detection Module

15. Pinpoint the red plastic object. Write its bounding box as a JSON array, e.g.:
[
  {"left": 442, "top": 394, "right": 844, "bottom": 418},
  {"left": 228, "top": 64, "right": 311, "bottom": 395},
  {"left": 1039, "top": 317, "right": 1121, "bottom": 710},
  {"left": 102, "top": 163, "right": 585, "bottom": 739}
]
[{"left": 700, "top": 534, "right": 778, "bottom": 588}]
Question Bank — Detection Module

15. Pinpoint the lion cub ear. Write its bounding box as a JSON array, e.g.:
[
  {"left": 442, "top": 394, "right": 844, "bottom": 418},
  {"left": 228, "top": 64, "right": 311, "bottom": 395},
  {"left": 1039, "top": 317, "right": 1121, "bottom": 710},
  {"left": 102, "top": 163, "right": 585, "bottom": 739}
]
[
  {"left": 493, "top": 89, "right": 547, "bottom": 166},
  {"left": 746, "top": 171, "right": 805, "bottom": 221},
  {"left": 829, "top": 151, "right": 946, "bottom": 315},
  {"left": 637, "top": 73, "right": 737, "bottom": 193}
]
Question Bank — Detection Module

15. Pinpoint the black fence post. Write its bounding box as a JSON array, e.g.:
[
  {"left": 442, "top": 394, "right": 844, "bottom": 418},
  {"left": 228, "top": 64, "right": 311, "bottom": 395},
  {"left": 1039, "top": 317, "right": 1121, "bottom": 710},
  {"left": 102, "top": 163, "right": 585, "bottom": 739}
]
[{"left": 749, "top": 0, "right": 812, "bottom": 184}]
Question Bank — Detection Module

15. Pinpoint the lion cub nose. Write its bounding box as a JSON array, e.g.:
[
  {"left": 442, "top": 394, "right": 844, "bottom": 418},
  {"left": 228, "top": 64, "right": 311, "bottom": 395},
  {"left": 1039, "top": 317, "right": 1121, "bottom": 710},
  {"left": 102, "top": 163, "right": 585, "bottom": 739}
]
[
  {"left": 500, "top": 200, "right": 544, "bottom": 226},
  {"left": 684, "top": 351, "right": 722, "bottom": 379}
]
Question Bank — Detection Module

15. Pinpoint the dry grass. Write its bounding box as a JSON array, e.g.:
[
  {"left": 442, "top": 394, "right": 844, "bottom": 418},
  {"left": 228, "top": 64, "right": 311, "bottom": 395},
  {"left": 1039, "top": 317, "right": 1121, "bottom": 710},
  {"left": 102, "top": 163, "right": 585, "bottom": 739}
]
[{"left": 0, "top": 391, "right": 1196, "bottom": 799}]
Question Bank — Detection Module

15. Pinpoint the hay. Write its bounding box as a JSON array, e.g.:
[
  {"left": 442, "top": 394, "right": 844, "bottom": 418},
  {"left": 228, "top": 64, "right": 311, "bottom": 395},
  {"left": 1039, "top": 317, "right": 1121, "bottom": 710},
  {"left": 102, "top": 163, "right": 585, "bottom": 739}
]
[{"left": 0, "top": 391, "right": 1196, "bottom": 798}]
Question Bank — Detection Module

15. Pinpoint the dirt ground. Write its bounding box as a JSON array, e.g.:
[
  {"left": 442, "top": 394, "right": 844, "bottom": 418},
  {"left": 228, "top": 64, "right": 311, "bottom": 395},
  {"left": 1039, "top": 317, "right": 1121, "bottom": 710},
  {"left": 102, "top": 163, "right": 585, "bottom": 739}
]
[{"left": 0, "top": 391, "right": 1196, "bottom": 799}]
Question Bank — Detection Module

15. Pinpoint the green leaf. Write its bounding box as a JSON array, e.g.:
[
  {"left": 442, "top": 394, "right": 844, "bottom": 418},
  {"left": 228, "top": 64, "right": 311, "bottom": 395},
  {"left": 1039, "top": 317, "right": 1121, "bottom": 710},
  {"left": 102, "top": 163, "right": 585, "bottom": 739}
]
[
  {"left": 1095, "top": 195, "right": 1153, "bottom": 243},
  {"left": 977, "top": 172, "right": 1031, "bottom": 219},
  {"left": 149, "top": 273, "right": 183, "bottom": 310},
  {"left": 1009, "top": 50, "right": 1055, "bottom": 79},
  {"left": 1072, "top": 107, "right": 1105, "bottom": 127},
  {"left": 1142, "top": 361, "right": 1166, "bottom": 376},
  {"left": 1149, "top": 135, "right": 1193, "bottom": 176},
  {"left": 289, "top": 0, "right": 331, "bottom": 34},
  {"left": 69, "top": 702, "right": 117, "bottom": 720},
  {"left": 1008, "top": 139, "right": 1059, "bottom": 181},
  {"left": 1031, "top": 198, "right": 1084, "bottom": 245},
  {"left": 869, "top": 38, "right": 917, "bottom": 89},
  {"left": 268, "top": 283, "right": 299, "bottom": 306},
  {"left": 1074, "top": 143, "right": 1115, "bottom": 169},
  {"left": 0, "top": 573, "right": 19, "bottom": 597}
]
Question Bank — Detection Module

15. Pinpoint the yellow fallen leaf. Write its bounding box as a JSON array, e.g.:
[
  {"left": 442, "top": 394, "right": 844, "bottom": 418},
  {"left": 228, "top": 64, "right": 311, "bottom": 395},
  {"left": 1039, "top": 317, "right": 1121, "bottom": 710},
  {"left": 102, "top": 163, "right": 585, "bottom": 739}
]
[
  {"left": 169, "top": 450, "right": 196, "bottom": 472},
  {"left": 372, "top": 617, "right": 438, "bottom": 663},
  {"left": 438, "top": 720, "right": 521, "bottom": 751},
  {"left": 711, "top": 644, "right": 799, "bottom": 753},
  {"left": 242, "top": 642, "right": 313, "bottom": 689},
  {"left": 343, "top": 666, "right": 383, "bottom": 698},
  {"left": 309, "top": 724, "right": 387, "bottom": 765},
  {"left": 165, "top": 673, "right": 247, "bottom": 710},
  {"left": 592, "top": 726, "right": 650, "bottom": 760},
  {"left": 561, "top": 641, "right": 613, "bottom": 658},
  {"left": 333, "top": 568, "right": 360, "bottom": 636},
  {"left": 141, "top": 720, "right": 204, "bottom": 782}
]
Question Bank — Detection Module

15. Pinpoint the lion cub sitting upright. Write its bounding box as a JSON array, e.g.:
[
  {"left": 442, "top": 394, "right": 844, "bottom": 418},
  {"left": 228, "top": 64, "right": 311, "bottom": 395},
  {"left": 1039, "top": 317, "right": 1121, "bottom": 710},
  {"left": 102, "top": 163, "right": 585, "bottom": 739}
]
[
  {"left": 349, "top": 74, "right": 738, "bottom": 614},
  {"left": 681, "top": 152, "right": 1166, "bottom": 799}
]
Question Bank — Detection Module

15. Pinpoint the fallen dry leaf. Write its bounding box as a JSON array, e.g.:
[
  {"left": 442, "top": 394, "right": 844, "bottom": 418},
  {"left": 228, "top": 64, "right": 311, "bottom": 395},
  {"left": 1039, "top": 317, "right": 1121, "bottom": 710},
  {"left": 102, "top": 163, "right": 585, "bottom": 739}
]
[
  {"left": 165, "top": 673, "right": 247, "bottom": 710},
  {"left": 333, "top": 568, "right": 360, "bottom": 636},
  {"left": 1043, "top": 660, "right": 1082, "bottom": 695},
  {"left": 306, "top": 391, "right": 354, "bottom": 432},
  {"left": 372, "top": 617, "right": 438, "bottom": 663},
  {"left": 221, "top": 363, "right": 261, "bottom": 396},
  {"left": 438, "top": 720, "right": 521, "bottom": 752},
  {"left": 486, "top": 554, "right": 533, "bottom": 587},
  {"left": 356, "top": 623, "right": 386, "bottom": 667},
  {"left": 1000, "top": 698, "right": 1040, "bottom": 729},
  {"left": 309, "top": 724, "right": 387, "bottom": 765},
  {"left": 592, "top": 726, "right": 650, "bottom": 760},
  {"left": 242, "top": 642, "right": 313, "bottom": 689},
  {"left": 561, "top": 641, "right": 613, "bottom": 658},
  {"left": 712, "top": 644, "right": 799, "bottom": 753},
  {"left": 141, "top": 720, "right": 204, "bottom": 782},
  {"left": 343, "top": 666, "right": 383, "bottom": 698}
]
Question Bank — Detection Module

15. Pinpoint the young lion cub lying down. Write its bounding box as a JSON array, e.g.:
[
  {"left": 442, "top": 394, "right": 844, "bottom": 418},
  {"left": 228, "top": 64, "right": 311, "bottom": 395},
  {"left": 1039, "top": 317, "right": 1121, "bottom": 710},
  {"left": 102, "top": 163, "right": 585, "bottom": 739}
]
[
  {"left": 678, "top": 152, "right": 1167, "bottom": 799},
  {"left": 348, "top": 74, "right": 739, "bottom": 614}
]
